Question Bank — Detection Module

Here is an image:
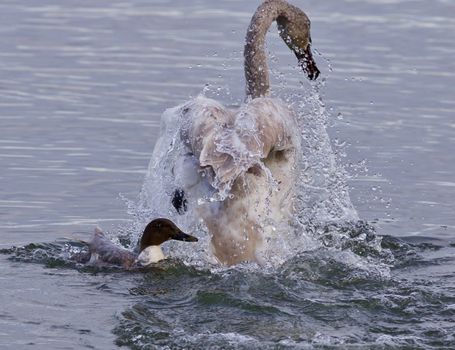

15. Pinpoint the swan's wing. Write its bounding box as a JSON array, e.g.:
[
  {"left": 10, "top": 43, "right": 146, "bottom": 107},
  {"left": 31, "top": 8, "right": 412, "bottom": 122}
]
[
  {"left": 239, "top": 98, "right": 299, "bottom": 156},
  {"left": 180, "top": 97, "right": 234, "bottom": 156},
  {"left": 179, "top": 97, "right": 239, "bottom": 188},
  {"left": 179, "top": 97, "right": 299, "bottom": 190},
  {"left": 210, "top": 98, "right": 299, "bottom": 187}
]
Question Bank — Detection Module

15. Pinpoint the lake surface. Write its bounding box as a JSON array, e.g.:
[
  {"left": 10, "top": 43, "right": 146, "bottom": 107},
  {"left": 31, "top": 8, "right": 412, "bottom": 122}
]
[{"left": 1, "top": 0, "right": 454, "bottom": 348}]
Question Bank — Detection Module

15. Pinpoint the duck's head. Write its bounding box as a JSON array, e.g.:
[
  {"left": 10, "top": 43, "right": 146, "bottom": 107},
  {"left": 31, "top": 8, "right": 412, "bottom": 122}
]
[{"left": 136, "top": 218, "right": 198, "bottom": 266}]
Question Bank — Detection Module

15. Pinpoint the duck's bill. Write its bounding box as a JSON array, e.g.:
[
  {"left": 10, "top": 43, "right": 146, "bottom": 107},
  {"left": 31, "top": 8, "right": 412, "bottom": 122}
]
[
  {"left": 295, "top": 43, "right": 320, "bottom": 81},
  {"left": 172, "top": 231, "right": 198, "bottom": 242}
]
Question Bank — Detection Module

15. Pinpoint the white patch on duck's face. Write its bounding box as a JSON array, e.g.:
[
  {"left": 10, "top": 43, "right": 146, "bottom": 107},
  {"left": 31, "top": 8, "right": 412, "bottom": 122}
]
[{"left": 136, "top": 245, "right": 165, "bottom": 266}]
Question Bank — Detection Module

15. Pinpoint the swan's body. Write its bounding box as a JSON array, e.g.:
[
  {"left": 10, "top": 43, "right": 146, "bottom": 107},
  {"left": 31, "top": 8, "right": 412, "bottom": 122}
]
[
  {"left": 175, "top": 96, "right": 301, "bottom": 264},
  {"left": 158, "top": 0, "right": 319, "bottom": 265}
]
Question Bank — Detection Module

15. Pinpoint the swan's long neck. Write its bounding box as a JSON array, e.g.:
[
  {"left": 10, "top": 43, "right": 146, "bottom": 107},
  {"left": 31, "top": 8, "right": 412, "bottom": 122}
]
[{"left": 244, "top": 0, "right": 312, "bottom": 99}]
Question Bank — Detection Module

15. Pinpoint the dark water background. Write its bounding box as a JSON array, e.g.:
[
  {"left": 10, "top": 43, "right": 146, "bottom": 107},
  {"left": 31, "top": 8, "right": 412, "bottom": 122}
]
[{"left": 1, "top": 0, "right": 454, "bottom": 348}]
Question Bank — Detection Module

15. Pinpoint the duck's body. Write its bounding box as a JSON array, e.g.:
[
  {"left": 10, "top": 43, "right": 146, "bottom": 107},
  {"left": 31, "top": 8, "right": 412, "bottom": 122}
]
[
  {"left": 74, "top": 218, "right": 198, "bottom": 268},
  {"left": 86, "top": 227, "right": 137, "bottom": 268},
  {"left": 161, "top": 0, "right": 320, "bottom": 265}
]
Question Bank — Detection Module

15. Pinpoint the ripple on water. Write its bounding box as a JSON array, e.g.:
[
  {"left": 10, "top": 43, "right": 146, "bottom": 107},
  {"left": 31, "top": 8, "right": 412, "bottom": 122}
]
[
  {"left": 1, "top": 0, "right": 455, "bottom": 348},
  {"left": 110, "top": 238, "right": 454, "bottom": 349},
  {"left": 2, "top": 231, "right": 455, "bottom": 349}
]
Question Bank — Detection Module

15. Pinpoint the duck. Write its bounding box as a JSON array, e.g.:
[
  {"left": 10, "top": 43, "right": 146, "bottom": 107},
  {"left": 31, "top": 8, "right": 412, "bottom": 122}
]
[
  {"left": 73, "top": 218, "right": 198, "bottom": 269},
  {"left": 160, "top": 0, "right": 320, "bottom": 265}
]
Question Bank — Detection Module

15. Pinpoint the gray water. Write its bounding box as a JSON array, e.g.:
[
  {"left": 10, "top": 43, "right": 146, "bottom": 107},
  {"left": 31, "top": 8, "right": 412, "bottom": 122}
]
[{"left": 1, "top": 0, "right": 455, "bottom": 349}]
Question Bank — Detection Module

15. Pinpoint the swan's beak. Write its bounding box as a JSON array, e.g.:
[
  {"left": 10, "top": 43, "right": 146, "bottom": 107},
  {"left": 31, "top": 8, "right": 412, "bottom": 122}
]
[{"left": 295, "top": 43, "right": 320, "bottom": 81}]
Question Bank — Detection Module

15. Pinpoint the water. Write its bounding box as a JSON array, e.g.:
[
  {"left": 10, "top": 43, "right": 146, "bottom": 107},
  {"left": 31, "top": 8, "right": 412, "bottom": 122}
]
[{"left": 1, "top": 0, "right": 454, "bottom": 348}]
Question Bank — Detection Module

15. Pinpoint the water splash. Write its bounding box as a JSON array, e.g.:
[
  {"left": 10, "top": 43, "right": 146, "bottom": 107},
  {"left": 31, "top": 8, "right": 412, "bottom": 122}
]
[
  {"left": 122, "top": 76, "right": 382, "bottom": 270},
  {"left": 4, "top": 234, "right": 452, "bottom": 349},
  {"left": 294, "top": 84, "right": 359, "bottom": 225}
]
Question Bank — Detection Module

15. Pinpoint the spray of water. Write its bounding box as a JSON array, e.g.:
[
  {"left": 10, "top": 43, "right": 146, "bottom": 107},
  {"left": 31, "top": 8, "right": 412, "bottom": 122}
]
[
  {"left": 120, "top": 78, "right": 380, "bottom": 271},
  {"left": 112, "top": 39, "right": 390, "bottom": 274}
]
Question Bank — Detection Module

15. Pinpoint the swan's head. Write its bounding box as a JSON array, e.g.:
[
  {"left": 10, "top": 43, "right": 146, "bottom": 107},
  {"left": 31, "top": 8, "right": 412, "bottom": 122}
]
[{"left": 277, "top": 10, "right": 320, "bottom": 80}]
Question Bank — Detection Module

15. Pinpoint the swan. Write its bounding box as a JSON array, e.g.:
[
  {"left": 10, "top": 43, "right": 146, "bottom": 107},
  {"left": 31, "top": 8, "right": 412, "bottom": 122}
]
[{"left": 157, "top": 0, "right": 320, "bottom": 265}]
